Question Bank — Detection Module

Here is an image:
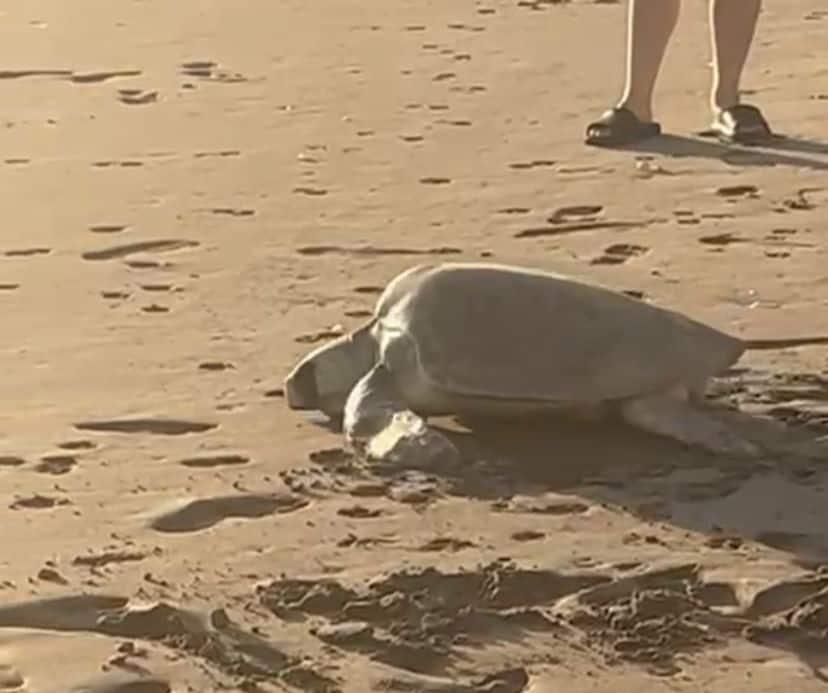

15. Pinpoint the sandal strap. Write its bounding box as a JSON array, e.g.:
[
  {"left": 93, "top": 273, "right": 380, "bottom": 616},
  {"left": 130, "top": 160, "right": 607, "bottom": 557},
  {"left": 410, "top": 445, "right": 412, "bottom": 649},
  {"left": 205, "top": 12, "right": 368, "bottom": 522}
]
[{"left": 717, "top": 104, "right": 771, "bottom": 133}]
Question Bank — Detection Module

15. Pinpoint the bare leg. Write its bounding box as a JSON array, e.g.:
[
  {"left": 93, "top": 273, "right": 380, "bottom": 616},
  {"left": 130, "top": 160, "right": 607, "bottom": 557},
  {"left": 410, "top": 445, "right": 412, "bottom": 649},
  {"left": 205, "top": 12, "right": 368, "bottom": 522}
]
[
  {"left": 706, "top": 0, "right": 771, "bottom": 142},
  {"left": 618, "top": 0, "right": 681, "bottom": 122},
  {"left": 709, "top": 0, "right": 761, "bottom": 113},
  {"left": 620, "top": 392, "right": 760, "bottom": 457},
  {"left": 344, "top": 365, "right": 459, "bottom": 467},
  {"left": 586, "top": 0, "right": 680, "bottom": 145}
]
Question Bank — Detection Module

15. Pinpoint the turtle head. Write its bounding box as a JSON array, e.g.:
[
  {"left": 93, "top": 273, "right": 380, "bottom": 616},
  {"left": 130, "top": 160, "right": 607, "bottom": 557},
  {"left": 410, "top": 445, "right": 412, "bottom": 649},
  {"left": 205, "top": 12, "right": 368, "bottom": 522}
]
[{"left": 284, "top": 325, "right": 376, "bottom": 418}]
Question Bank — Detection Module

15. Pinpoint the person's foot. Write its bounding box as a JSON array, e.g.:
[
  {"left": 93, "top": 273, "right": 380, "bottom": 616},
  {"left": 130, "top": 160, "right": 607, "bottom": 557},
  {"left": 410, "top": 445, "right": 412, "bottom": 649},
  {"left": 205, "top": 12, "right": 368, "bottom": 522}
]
[
  {"left": 585, "top": 107, "right": 662, "bottom": 148},
  {"left": 710, "top": 104, "right": 772, "bottom": 145}
]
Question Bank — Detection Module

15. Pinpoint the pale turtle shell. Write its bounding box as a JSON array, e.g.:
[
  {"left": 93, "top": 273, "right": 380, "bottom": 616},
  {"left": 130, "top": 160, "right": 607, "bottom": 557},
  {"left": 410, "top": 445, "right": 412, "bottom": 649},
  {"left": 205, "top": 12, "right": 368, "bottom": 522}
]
[{"left": 372, "top": 262, "right": 745, "bottom": 404}]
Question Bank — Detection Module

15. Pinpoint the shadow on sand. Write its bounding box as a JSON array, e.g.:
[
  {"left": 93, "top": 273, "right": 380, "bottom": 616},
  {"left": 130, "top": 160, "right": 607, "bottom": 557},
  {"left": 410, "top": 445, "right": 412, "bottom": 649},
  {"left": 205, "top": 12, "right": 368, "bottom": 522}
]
[
  {"left": 293, "top": 368, "right": 828, "bottom": 683},
  {"left": 618, "top": 132, "right": 828, "bottom": 170}
]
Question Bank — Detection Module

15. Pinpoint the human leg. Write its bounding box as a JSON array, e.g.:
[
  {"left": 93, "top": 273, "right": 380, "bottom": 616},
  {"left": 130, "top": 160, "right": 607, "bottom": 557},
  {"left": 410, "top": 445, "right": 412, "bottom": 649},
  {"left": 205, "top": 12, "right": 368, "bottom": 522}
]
[{"left": 585, "top": 0, "right": 680, "bottom": 146}]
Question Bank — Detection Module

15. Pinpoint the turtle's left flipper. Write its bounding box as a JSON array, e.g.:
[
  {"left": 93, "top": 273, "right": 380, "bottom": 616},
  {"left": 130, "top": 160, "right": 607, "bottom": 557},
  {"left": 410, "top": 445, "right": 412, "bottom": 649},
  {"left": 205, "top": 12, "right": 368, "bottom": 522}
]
[
  {"left": 621, "top": 392, "right": 762, "bottom": 458},
  {"left": 344, "top": 365, "right": 459, "bottom": 467}
]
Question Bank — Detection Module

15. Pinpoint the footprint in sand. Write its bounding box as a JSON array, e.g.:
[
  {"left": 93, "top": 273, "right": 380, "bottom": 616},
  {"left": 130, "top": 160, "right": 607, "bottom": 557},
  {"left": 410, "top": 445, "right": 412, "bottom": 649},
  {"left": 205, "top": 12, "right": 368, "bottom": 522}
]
[
  {"left": 417, "top": 537, "right": 477, "bottom": 552},
  {"left": 549, "top": 204, "right": 604, "bottom": 221},
  {"left": 447, "top": 22, "right": 485, "bottom": 32},
  {"left": 308, "top": 447, "right": 354, "bottom": 466},
  {"left": 92, "top": 160, "right": 145, "bottom": 168},
  {"left": 194, "top": 149, "right": 241, "bottom": 159},
  {"left": 4, "top": 247, "right": 51, "bottom": 257},
  {"left": 295, "top": 326, "right": 345, "bottom": 344},
  {"left": 0, "top": 455, "right": 25, "bottom": 467},
  {"left": 74, "top": 419, "right": 217, "bottom": 435},
  {"left": 347, "top": 481, "right": 391, "bottom": 498},
  {"left": 9, "top": 494, "right": 70, "bottom": 510},
  {"left": 148, "top": 493, "right": 308, "bottom": 533},
  {"left": 72, "top": 550, "right": 147, "bottom": 568},
  {"left": 674, "top": 210, "right": 700, "bottom": 225},
  {"left": 37, "top": 566, "right": 69, "bottom": 584},
  {"left": 0, "top": 69, "right": 71, "bottom": 79},
  {"left": 117, "top": 88, "right": 158, "bottom": 105},
  {"left": 297, "top": 152, "right": 322, "bottom": 164},
  {"left": 699, "top": 232, "right": 748, "bottom": 246},
  {"left": 516, "top": 220, "right": 640, "bottom": 239},
  {"left": 198, "top": 361, "right": 234, "bottom": 371},
  {"left": 296, "top": 244, "right": 461, "bottom": 257},
  {"left": 497, "top": 207, "right": 531, "bottom": 215},
  {"left": 338, "top": 534, "right": 397, "bottom": 548},
  {"left": 179, "top": 60, "right": 246, "bottom": 83},
  {"left": 82, "top": 239, "right": 198, "bottom": 261},
  {"left": 89, "top": 224, "right": 128, "bottom": 234},
  {"left": 451, "top": 84, "right": 487, "bottom": 94},
  {"left": 353, "top": 285, "right": 383, "bottom": 295},
  {"left": 292, "top": 186, "right": 328, "bottom": 196},
  {"left": 419, "top": 176, "right": 452, "bottom": 185},
  {"left": 101, "top": 290, "right": 131, "bottom": 300},
  {"left": 209, "top": 207, "right": 255, "bottom": 217},
  {"left": 141, "top": 304, "right": 169, "bottom": 314},
  {"left": 435, "top": 119, "right": 472, "bottom": 127},
  {"left": 125, "top": 260, "right": 164, "bottom": 269},
  {"left": 35, "top": 454, "right": 78, "bottom": 475},
  {"left": 337, "top": 505, "right": 385, "bottom": 519},
  {"left": 179, "top": 454, "right": 249, "bottom": 468},
  {"left": 180, "top": 60, "right": 216, "bottom": 77},
  {"left": 716, "top": 184, "right": 759, "bottom": 198},
  {"left": 511, "top": 530, "right": 546, "bottom": 542},
  {"left": 517, "top": 0, "right": 558, "bottom": 10},
  {"left": 345, "top": 308, "right": 372, "bottom": 318},
  {"left": 69, "top": 69, "right": 142, "bottom": 84},
  {"left": 591, "top": 243, "right": 649, "bottom": 265},
  {"left": 508, "top": 160, "right": 556, "bottom": 170}
]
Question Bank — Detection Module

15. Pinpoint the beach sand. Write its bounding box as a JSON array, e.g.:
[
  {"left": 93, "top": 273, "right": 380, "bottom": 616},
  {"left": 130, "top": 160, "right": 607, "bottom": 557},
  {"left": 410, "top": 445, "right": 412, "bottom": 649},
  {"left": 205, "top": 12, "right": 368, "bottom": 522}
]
[{"left": 1, "top": 0, "right": 828, "bottom": 690}]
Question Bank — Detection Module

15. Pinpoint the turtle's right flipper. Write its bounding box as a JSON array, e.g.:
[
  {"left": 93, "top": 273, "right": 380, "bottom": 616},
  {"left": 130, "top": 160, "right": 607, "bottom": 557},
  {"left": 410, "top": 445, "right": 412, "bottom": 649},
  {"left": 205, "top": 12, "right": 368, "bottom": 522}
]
[{"left": 344, "top": 365, "right": 459, "bottom": 468}]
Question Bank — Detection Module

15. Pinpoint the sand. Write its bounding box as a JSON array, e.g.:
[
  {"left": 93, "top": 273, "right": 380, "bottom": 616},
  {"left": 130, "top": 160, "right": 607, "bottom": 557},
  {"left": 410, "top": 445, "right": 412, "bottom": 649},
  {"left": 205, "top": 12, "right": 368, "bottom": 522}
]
[{"left": 1, "top": 0, "right": 827, "bottom": 690}]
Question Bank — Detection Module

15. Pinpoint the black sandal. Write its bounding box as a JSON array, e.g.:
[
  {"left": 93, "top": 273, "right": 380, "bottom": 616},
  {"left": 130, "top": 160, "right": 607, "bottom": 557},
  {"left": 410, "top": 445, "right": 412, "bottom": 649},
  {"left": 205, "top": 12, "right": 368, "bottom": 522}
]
[
  {"left": 710, "top": 104, "right": 772, "bottom": 145},
  {"left": 585, "top": 107, "right": 662, "bottom": 147}
]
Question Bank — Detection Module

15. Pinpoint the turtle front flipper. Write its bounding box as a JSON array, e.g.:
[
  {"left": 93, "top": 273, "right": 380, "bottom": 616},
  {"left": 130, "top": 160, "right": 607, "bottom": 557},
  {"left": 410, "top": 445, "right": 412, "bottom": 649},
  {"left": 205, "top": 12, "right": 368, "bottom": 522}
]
[{"left": 344, "top": 365, "right": 459, "bottom": 468}]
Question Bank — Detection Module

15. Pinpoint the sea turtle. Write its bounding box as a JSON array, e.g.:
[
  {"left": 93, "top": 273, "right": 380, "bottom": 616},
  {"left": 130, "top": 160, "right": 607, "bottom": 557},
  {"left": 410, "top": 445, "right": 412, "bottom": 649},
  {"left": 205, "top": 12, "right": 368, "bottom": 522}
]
[{"left": 285, "top": 262, "right": 828, "bottom": 464}]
